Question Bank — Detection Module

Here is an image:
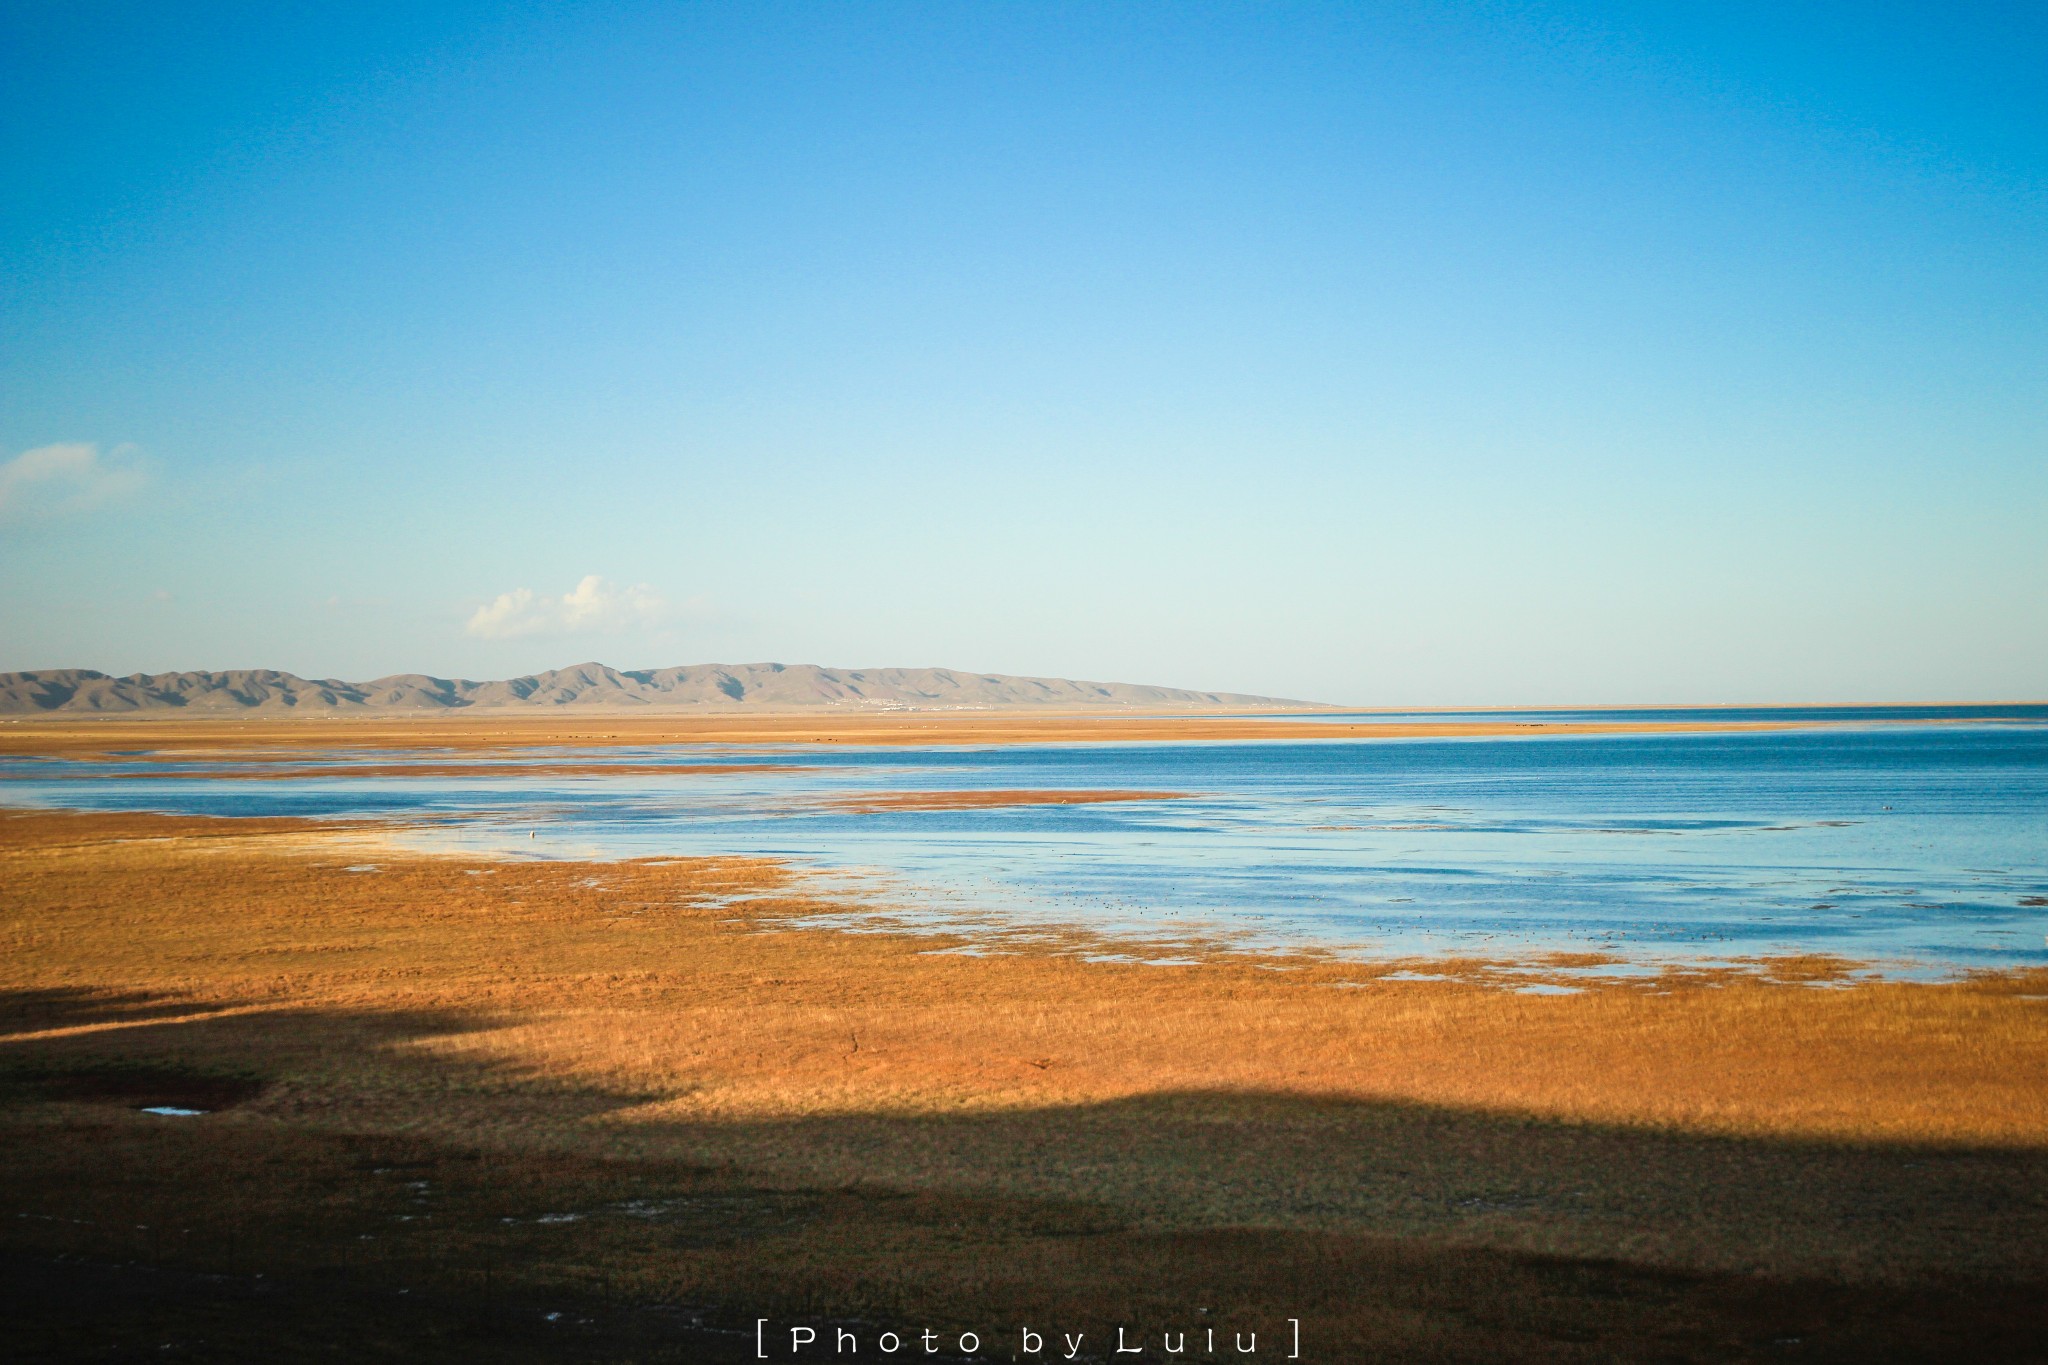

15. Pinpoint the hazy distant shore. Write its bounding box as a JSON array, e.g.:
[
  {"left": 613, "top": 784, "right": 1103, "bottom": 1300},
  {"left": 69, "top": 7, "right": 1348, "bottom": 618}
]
[{"left": 0, "top": 662, "right": 1329, "bottom": 715}]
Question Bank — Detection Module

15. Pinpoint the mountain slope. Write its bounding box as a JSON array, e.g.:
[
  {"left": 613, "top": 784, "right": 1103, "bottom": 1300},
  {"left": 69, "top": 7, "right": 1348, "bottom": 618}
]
[{"left": 0, "top": 663, "right": 1322, "bottom": 713}]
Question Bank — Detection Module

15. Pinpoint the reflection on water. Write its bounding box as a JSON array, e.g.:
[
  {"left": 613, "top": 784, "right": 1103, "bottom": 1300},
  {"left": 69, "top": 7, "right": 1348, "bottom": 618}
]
[{"left": 6, "top": 722, "right": 2046, "bottom": 975}]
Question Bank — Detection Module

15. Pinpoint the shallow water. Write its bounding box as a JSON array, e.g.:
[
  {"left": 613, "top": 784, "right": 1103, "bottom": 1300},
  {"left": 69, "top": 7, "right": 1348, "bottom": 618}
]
[
  {"left": 1251, "top": 703, "right": 2048, "bottom": 726},
  {"left": 6, "top": 720, "right": 2046, "bottom": 975}
]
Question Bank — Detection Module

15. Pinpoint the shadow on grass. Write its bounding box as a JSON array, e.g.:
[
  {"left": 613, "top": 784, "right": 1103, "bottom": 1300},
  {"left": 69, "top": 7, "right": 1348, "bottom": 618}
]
[
  {"left": 0, "top": 986, "right": 250, "bottom": 1035},
  {"left": 1, "top": 988, "right": 2044, "bottom": 1363}
]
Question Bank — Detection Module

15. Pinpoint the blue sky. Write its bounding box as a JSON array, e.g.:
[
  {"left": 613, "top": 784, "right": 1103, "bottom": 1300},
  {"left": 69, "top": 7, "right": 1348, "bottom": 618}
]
[{"left": 3, "top": 1, "right": 2042, "bottom": 704}]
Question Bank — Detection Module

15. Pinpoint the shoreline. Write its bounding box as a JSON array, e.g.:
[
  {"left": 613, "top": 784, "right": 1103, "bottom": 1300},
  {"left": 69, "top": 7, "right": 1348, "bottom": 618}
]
[
  {"left": 7, "top": 807, "right": 2044, "bottom": 1175},
  {"left": 5, "top": 708, "right": 2041, "bottom": 980},
  {"left": 8, "top": 703, "right": 2039, "bottom": 982},
  {"left": 4, "top": 788, "right": 2021, "bottom": 985}
]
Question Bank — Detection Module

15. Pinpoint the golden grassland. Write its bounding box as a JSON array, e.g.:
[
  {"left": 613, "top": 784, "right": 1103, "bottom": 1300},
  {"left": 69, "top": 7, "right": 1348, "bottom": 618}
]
[{"left": 3, "top": 801, "right": 2047, "bottom": 1360}]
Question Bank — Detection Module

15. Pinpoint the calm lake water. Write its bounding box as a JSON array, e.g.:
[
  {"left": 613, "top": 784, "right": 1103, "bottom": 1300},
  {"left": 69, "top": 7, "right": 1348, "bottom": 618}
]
[{"left": 6, "top": 714, "right": 2046, "bottom": 976}]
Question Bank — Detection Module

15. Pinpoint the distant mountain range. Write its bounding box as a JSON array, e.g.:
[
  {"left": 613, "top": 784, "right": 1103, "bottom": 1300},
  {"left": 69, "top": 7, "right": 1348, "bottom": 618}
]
[{"left": 0, "top": 663, "right": 1321, "bottom": 714}]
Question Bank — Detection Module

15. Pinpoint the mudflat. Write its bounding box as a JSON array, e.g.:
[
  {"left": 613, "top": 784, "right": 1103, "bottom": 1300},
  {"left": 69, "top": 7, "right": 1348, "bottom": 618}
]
[{"left": 2, "top": 719, "right": 2046, "bottom": 1360}]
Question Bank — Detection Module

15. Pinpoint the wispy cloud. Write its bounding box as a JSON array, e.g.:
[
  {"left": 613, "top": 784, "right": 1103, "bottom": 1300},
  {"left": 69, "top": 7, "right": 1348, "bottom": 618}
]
[
  {"left": 0, "top": 442, "right": 148, "bottom": 524},
  {"left": 466, "top": 575, "right": 669, "bottom": 639}
]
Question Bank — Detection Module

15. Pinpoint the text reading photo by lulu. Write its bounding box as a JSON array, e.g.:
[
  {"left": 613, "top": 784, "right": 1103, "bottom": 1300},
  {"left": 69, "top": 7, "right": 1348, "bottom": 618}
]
[{"left": 757, "top": 1318, "right": 1305, "bottom": 1360}]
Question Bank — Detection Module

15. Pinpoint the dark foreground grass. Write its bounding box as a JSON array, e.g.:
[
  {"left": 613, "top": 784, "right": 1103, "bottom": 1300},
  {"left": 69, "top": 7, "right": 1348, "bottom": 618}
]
[{"left": 3, "top": 1099, "right": 2045, "bottom": 1363}]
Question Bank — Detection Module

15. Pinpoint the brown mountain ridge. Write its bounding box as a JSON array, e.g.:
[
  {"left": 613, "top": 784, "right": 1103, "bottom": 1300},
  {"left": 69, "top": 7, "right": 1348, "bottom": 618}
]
[{"left": 0, "top": 663, "right": 1323, "bottom": 713}]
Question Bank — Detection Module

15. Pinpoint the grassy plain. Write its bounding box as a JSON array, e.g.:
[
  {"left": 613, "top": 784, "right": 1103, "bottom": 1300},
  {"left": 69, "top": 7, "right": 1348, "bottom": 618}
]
[{"left": 2, "top": 715, "right": 2046, "bottom": 1360}]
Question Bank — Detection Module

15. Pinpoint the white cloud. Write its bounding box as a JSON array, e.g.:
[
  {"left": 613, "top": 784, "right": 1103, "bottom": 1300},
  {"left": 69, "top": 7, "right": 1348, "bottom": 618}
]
[
  {"left": 0, "top": 442, "right": 148, "bottom": 524},
  {"left": 466, "top": 575, "right": 669, "bottom": 639}
]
